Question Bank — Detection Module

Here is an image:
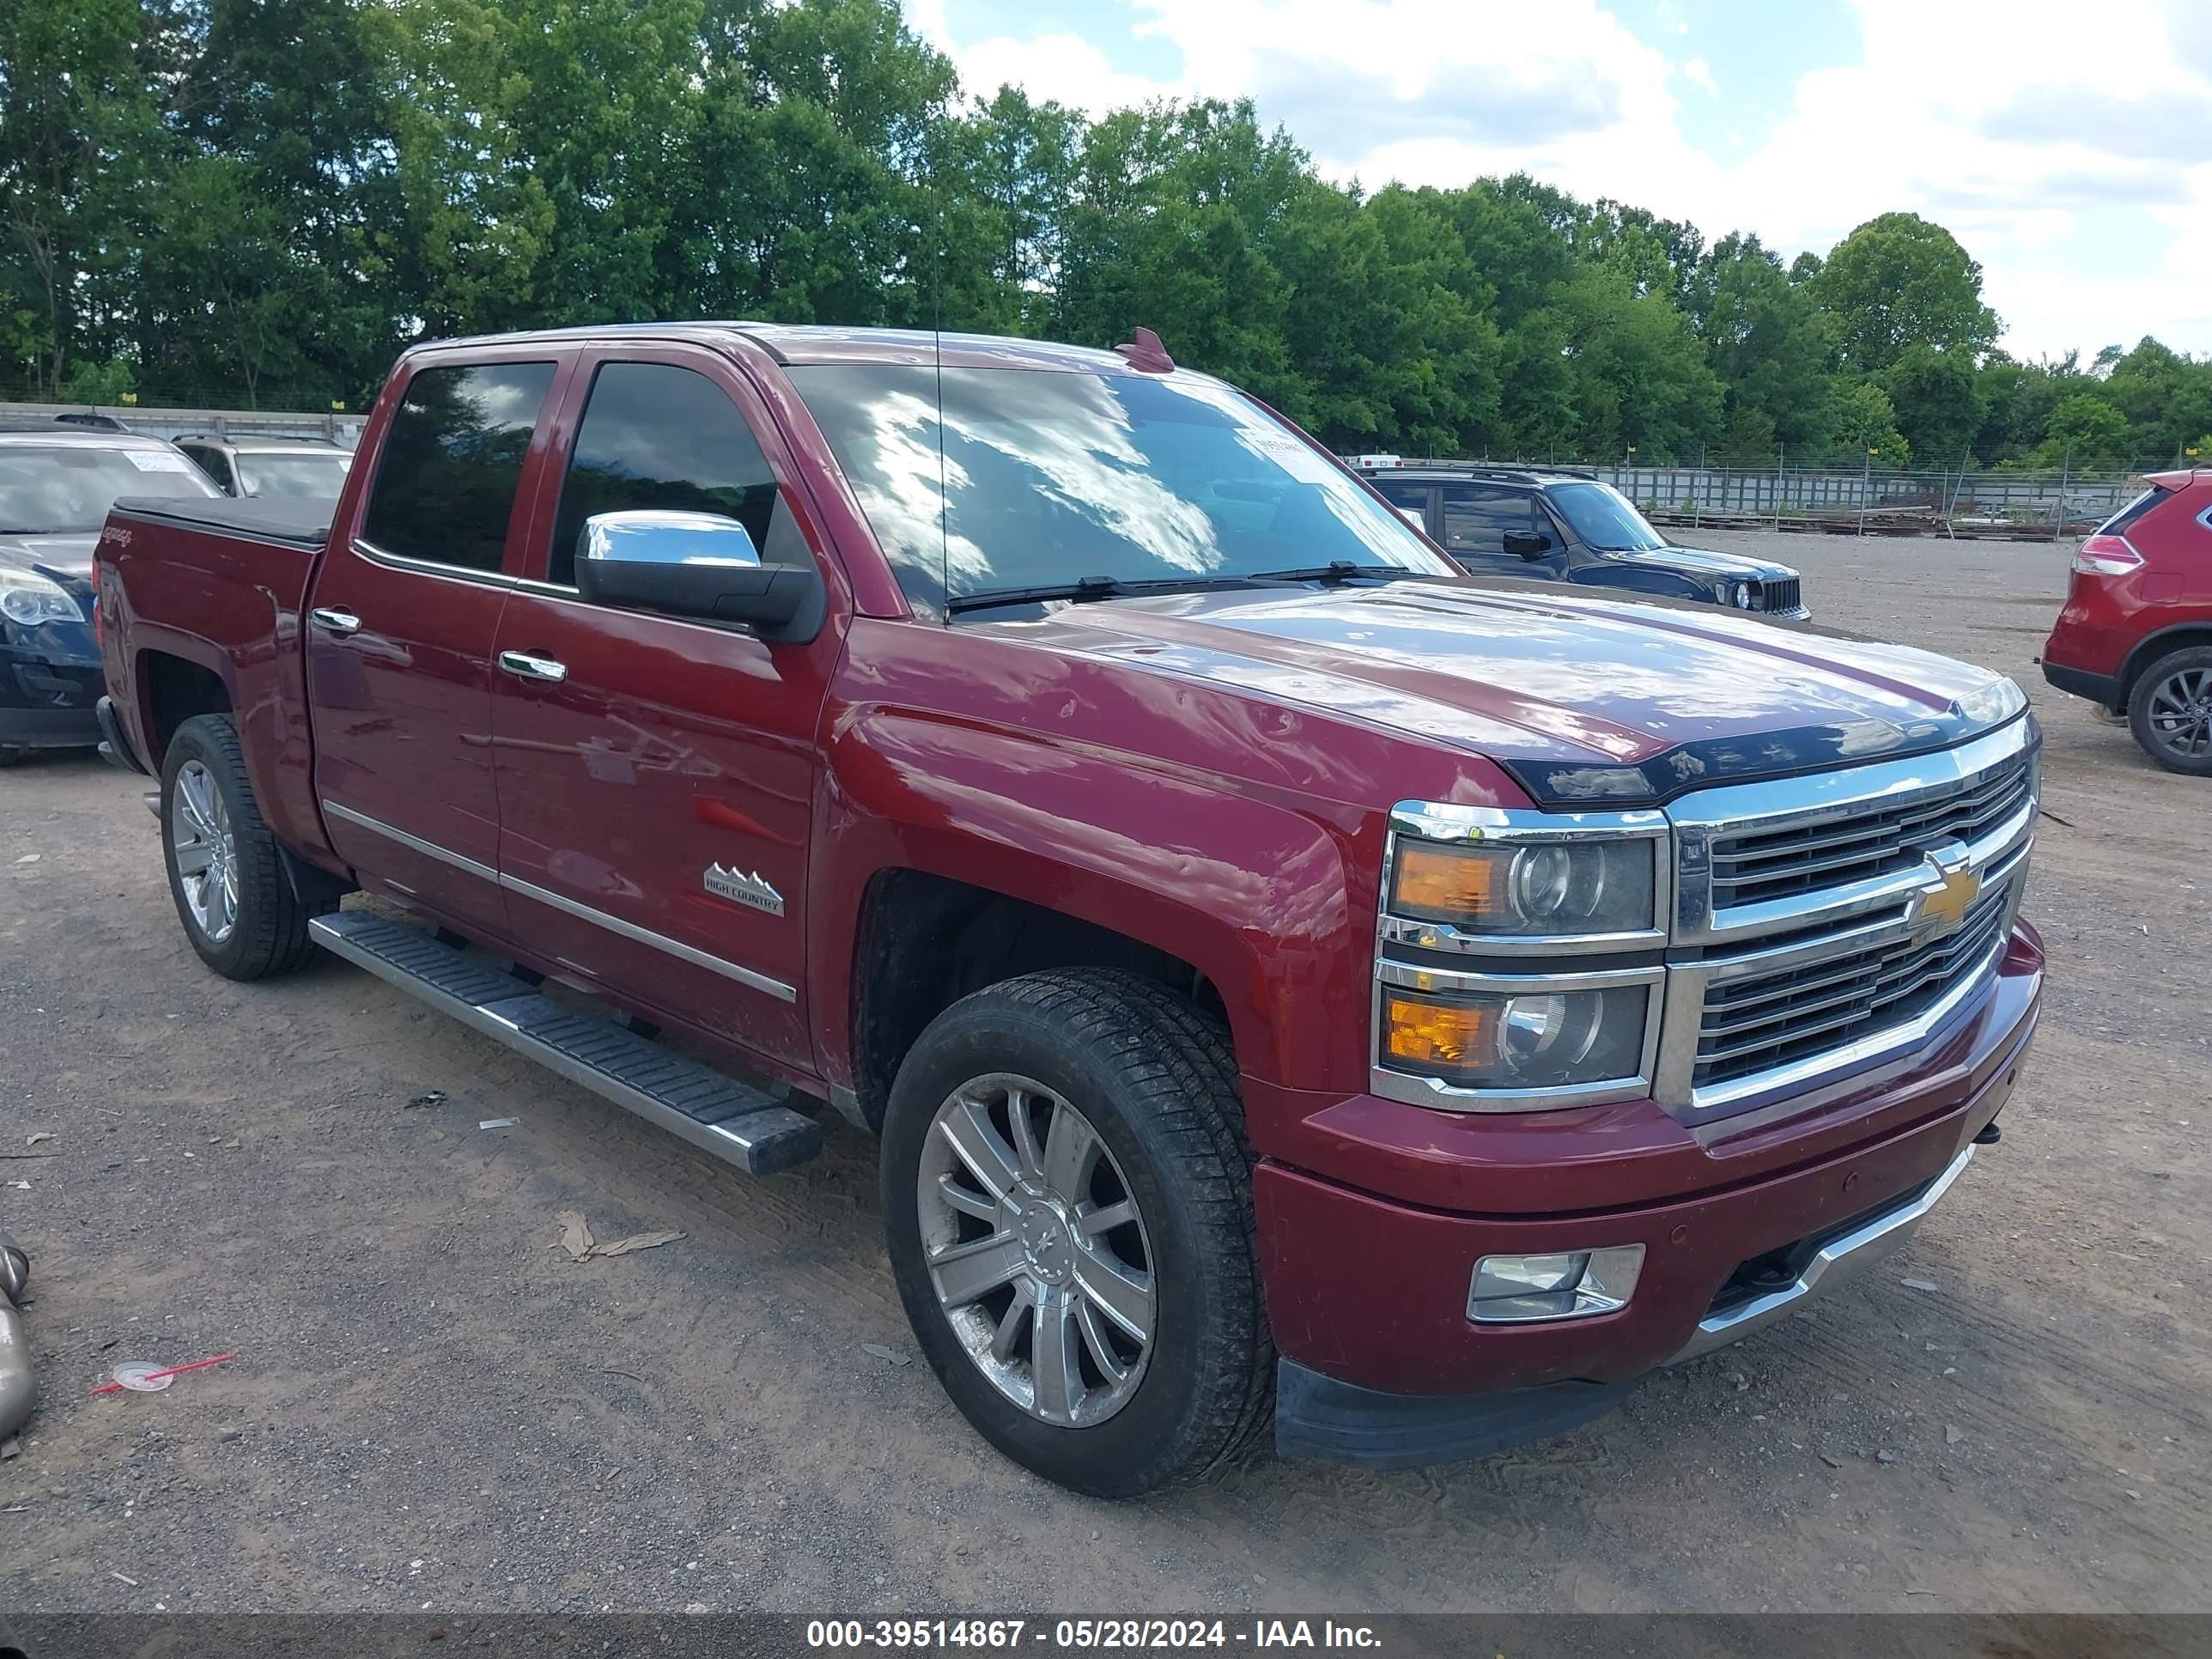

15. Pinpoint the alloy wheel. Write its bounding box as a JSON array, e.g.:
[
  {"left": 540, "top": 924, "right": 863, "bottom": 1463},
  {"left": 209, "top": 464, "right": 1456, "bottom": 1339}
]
[
  {"left": 2146, "top": 665, "right": 2212, "bottom": 760},
  {"left": 916, "top": 1073, "right": 1155, "bottom": 1427},
  {"left": 172, "top": 759, "right": 239, "bottom": 944}
]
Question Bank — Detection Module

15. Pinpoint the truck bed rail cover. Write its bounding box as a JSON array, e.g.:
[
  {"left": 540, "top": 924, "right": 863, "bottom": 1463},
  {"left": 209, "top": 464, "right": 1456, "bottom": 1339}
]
[{"left": 109, "top": 495, "right": 331, "bottom": 550}]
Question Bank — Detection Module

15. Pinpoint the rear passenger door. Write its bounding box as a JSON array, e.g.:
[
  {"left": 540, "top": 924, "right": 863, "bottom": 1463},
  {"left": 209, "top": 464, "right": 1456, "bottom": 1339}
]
[
  {"left": 307, "top": 351, "right": 569, "bottom": 939},
  {"left": 486, "top": 343, "right": 845, "bottom": 1074},
  {"left": 1438, "top": 483, "right": 1565, "bottom": 580}
]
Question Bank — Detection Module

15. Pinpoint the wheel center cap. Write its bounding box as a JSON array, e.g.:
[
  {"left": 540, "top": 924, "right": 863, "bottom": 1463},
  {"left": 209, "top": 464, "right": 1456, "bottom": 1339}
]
[{"left": 1017, "top": 1201, "right": 1077, "bottom": 1285}]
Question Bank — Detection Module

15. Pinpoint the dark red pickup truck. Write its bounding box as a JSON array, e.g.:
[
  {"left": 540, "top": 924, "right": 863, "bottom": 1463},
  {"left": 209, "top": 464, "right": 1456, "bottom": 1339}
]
[{"left": 92, "top": 324, "right": 2044, "bottom": 1495}]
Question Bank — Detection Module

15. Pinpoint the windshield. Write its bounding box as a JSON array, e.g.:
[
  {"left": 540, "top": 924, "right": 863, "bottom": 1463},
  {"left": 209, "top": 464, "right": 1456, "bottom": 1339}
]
[
  {"left": 1547, "top": 481, "right": 1668, "bottom": 552},
  {"left": 238, "top": 452, "right": 351, "bottom": 499},
  {"left": 0, "top": 445, "right": 221, "bottom": 533},
  {"left": 788, "top": 364, "right": 1450, "bottom": 612}
]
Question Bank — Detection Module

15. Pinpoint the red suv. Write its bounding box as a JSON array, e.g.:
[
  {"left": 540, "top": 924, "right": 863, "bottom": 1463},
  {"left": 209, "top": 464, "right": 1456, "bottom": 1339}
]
[{"left": 2041, "top": 467, "right": 2212, "bottom": 774}]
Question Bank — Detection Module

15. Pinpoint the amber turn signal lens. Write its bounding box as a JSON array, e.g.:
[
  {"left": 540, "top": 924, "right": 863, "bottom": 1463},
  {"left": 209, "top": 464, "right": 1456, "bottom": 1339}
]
[
  {"left": 1382, "top": 992, "right": 1497, "bottom": 1072},
  {"left": 1391, "top": 843, "right": 1501, "bottom": 922}
]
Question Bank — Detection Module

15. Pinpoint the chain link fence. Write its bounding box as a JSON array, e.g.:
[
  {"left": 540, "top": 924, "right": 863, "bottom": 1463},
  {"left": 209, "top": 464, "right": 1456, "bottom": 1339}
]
[{"left": 1370, "top": 456, "right": 2150, "bottom": 538}]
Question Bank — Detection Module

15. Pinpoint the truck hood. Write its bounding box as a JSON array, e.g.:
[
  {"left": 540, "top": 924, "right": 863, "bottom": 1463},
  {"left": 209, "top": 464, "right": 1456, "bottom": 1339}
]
[
  {"left": 0, "top": 531, "right": 98, "bottom": 585},
  {"left": 988, "top": 579, "right": 2027, "bottom": 807}
]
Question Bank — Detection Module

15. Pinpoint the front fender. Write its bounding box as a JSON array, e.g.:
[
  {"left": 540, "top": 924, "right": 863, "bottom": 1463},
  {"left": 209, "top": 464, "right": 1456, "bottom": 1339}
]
[{"left": 811, "top": 703, "right": 1374, "bottom": 1112}]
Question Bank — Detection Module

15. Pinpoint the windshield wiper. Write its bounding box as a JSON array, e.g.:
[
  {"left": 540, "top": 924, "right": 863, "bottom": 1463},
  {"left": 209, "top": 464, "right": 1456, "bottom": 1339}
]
[
  {"left": 1243, "top": 561, "right": 1414, "bottom": 585},
  {"left": 946, "top": 563, "right": 1418, "bottom": 616},
  {"left": 948, "top": 574, "right": 1276, "bottom": 615}
]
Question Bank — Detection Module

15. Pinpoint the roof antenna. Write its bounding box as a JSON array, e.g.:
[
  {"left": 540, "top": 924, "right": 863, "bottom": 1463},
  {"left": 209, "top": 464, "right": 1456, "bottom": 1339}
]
[{"left": 1114, "top": 326, "right": 1175, "bottom": 374}]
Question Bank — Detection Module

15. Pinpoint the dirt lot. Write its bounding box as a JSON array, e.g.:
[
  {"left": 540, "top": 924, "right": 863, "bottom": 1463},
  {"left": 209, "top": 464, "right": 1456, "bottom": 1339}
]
[{"left": 1, "top": 530, "right": 2207, "bottom": 1614}]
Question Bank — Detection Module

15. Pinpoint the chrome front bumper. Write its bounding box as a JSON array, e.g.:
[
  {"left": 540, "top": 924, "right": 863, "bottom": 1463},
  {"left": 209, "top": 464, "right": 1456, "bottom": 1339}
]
[{"left": 1667, "top": 1142, "right": 1975, "bottom": 1365}]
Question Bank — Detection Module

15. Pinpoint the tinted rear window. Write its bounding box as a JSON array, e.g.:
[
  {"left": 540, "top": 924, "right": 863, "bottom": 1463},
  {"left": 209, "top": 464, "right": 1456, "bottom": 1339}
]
[
  {"left": 238, "top": 453, "right": 350, "bottom": 499},
  {"left": 362, "top": 362, "right": 556, "bottom": 572},
  {"left": 2100, "top": 487, "right": 2170, "bottom": 535}
]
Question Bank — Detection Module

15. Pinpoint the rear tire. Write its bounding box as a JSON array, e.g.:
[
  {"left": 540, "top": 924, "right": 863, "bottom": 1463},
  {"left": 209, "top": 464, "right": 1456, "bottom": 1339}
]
[
  {"left": 2126, "top": 646, "right": 2212, "bottom": 776},
  {"left": 160, "top": 714, "right": 325, "bottom": 979},
  {"left": 881, "top": 969, "right": 1272, "bottom": 1497}
]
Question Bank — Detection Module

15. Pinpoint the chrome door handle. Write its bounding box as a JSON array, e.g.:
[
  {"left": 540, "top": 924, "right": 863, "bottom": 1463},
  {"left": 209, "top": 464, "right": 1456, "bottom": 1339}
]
[
  {"left": 498, "top": 649, "right": 569, "bottom": 684},
  {"left": 309, "top": 606, "right": 362, "bottom": 636}
]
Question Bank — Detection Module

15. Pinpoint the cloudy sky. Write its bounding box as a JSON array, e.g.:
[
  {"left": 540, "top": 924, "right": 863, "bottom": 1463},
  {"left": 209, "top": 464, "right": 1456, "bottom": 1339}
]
[{"left": 902, "top": 0, "right": 2212, "bottom": 363}]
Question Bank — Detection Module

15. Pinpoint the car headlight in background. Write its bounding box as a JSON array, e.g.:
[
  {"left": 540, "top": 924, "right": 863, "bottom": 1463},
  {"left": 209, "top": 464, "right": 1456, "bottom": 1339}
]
[
  {"left": 1389, "top": 836, "right": 1656, "bottom": 938},
  {"left": 0, "top": 568, "right": 86, "bottom": 626},
  {"left": 1728, "top": 580, "right": 1759, "bottom": 609}
]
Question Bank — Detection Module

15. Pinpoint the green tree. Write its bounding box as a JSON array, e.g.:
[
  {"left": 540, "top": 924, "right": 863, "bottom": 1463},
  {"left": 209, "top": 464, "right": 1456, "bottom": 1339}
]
[
  {"left": 1881, "top": 344, "right": 1984, "bottom": 468},
  {"left": 0, "top": 0, "right": 165, "bottom": 395},
  {"left": 1815, "top": 211, "right": 2000, "bottom": 372},
  {"left": 1556, "top": 265, "right": 1723, "bottom": 461},
  {"left": 2035, "top": 392, "right": 2132, "bottom": 471},
  {"left": 1692, "top": 231, "right": 1839, "bottom": 455},
  {"left": 1831, "top": 380, "right": 1910, "bottom": 465}
]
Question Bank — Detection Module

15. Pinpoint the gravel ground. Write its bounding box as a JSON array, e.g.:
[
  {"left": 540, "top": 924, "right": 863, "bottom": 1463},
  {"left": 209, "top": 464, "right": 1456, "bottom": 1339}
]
[{"left": 1, "top": 530, "right": 2207, "bottom": 1614}]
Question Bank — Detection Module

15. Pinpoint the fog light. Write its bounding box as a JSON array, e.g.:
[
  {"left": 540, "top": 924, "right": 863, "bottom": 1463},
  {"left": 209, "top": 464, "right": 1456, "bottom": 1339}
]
[{"left": 1468, "top": 1243, "right": 1645, "bottom": 1323}]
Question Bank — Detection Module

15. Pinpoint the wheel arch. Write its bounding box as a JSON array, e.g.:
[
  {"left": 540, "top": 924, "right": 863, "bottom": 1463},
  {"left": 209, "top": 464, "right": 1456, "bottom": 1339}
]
[
  {"left": 2119, "top": 622, "right": 2212, "bottom": 700},
  {"left": 812, "top": 713, "right": 1372, "bottom": 1136}
]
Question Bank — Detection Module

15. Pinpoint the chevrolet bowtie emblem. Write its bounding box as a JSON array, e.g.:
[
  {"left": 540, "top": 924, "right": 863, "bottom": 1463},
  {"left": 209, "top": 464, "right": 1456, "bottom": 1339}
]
[
  {"left": 1911, "top": 848, "right": 1980, "bottom": 937},
  {"left": 704, "top": 863, "right": 784, "bottom": 917}
]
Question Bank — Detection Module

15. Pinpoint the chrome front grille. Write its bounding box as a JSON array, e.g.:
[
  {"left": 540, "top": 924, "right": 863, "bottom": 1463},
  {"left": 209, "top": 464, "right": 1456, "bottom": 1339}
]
[
  {"left": 1661, "top": 717, "right": 2039, "bottom": 1114},
  {"left": 1693, "top": 874, "right": 2016, "bottom": 1089},
  {"left": 1709, "top": 746, "right": 2033, "bottom": 909},
  {"left": 1371, "top": 714, "right": 2039, "bottom": 1122}
]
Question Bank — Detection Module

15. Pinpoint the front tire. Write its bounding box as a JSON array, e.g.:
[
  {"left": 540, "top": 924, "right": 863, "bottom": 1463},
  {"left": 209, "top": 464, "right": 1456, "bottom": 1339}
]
[
  {"left": 2127, "top": 646, "right": 2212, "bottom": 776},
  {"left": 881, "top": 969, "right": 1272, "bottom": 1497},
  {"left": 160, "top": 714, "right": 324, "bottom": 979}
]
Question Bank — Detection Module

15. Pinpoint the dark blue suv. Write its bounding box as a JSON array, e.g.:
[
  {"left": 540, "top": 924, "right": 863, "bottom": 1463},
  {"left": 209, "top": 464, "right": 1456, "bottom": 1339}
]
[{"left": 1357, "top": 463, "right": 1808, "bottom": 619}]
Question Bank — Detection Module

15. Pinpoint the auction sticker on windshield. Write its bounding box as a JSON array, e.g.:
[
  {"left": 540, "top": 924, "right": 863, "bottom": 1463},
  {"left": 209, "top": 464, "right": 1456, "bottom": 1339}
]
[
  {"left": 124, "top": 450, "right": 198, "bottom": 472},
  {"left": 1235, "top": 429, "right": 1339, "bottom": 487}
]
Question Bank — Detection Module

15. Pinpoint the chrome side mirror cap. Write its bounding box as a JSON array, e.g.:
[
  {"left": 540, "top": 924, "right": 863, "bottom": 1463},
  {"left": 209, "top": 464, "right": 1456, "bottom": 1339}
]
[{"left": 575, "top": 509, "right": 823, "bottom": 641}]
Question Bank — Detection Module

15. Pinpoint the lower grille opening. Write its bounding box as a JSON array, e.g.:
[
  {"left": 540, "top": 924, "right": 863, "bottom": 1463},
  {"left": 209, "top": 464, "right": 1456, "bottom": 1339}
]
[{"left": 1703, "top": 1172, "right": 1940, "bottom": 1319}]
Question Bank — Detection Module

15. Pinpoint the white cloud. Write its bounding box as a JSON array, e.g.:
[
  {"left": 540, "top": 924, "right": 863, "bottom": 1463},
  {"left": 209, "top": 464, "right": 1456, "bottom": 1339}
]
[{"left": 909, "top": 0, "right": 2212, "bottom": 358}]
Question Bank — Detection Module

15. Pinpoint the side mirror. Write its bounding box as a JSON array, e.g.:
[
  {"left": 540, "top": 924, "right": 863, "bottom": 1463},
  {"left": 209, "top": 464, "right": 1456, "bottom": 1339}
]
[
  {"left": 575, "top": 509, "right": 823, "bottom": 641},
  {"left": 1503, "top": 529, "right": 1553, "bottom": 559}
]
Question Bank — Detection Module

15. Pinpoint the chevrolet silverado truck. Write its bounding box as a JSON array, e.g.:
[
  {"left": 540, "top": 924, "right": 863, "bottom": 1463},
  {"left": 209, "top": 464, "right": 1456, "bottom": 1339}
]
[{"left": 92, "top": 324, "right": 2044, "bottom": 1497}]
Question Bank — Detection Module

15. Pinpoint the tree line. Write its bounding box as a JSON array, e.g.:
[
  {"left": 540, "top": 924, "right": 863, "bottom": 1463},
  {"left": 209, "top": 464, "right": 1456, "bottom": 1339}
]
[{"left": 5, "top": 0, "right": 2209, "bottom": 472}]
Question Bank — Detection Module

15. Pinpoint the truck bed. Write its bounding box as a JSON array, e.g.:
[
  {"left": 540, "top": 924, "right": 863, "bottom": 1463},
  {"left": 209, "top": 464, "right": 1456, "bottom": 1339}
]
[
  {"left": 110, "top": 495, "right": 331, "bottom": 550},
  {"left": 99, "top": 494, "right": 337, "bottom": 866}
]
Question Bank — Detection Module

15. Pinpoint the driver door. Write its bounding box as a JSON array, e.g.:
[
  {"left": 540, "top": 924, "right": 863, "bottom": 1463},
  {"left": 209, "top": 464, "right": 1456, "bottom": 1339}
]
[
  {"left": 487, "top": 343, "right": 846, "bottom": 1075},
  {"left": 1438, "top": 484, "right": 1565, "bottom": 579}
]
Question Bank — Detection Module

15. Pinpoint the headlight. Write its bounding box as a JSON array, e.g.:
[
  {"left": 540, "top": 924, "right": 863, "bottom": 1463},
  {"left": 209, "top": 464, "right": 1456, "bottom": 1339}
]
[
  {"left": 1956, "top": 675, "right": 2027, "bottom": 726},
  {"left": 1729, "top": 580, "right": 1758, "bottom": 609},
  {"left": 0, "top": 567, "right": 86, "bottom": 626},
  {"left": 1389, "top": 837, "right": 1656, "bottom": 938},
  {"left": 1380, "top": 977, "right": 1653, "bottom": 1093}
]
